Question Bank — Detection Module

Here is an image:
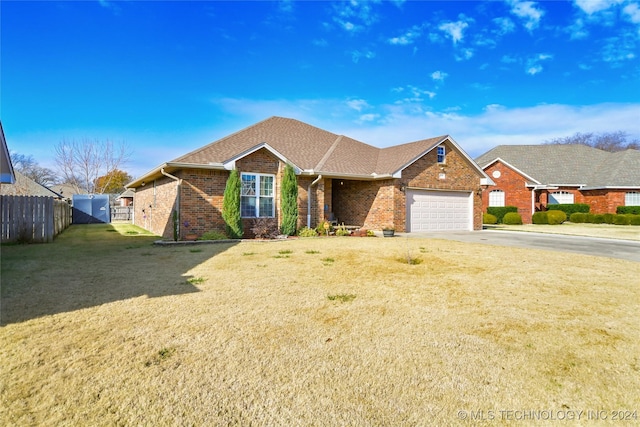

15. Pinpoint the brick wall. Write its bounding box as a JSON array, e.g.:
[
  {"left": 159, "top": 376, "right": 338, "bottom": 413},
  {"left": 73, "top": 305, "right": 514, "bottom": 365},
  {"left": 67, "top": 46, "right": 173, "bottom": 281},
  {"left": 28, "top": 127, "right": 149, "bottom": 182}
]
[
  {"left": 582, "top": 189, "right": 626, "bottom": 214},
  {"left": 178, "top": 169, "right": 228, "bottom": 238},
  {"left": 402, "top": 143, "right": 484, "bottom": 230},
  {"left": 333, "top": 179, "right": 394, "bottom": 230},
  {"left": 482, "top": 161, "right": 533, "bottom": 223},
  {"left": 132, "top": 176, "right": 178, "bottom": 238}
]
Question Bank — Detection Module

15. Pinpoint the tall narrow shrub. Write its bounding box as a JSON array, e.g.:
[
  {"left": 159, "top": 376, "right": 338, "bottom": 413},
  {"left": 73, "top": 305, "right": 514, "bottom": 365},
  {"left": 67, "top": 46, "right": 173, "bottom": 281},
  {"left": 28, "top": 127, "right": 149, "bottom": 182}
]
[
  {"left": 280, "top": 163, "right": 299, "bottom": 236},
  {"left": 222, "top": 169, "right": 243, "bottom": 239}
]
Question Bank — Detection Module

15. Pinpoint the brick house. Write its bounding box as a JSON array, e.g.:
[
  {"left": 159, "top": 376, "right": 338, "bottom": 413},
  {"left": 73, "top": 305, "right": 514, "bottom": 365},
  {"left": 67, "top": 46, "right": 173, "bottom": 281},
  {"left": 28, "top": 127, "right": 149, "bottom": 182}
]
[
  {"left": 126, "top": 117, "right": 491, "bottom": 239},
  {"left": 475, "top": 144, "right": 640, "bottom": 223}
]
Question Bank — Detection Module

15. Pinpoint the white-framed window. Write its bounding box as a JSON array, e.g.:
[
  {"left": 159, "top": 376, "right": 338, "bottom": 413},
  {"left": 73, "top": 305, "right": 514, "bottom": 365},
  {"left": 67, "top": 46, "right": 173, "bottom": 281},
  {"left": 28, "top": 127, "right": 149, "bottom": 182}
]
[
  {"left": 549, "top": 191, "right": 574, "bottom": 204},
  {"left": 241, "top": 173, "right": 275, "bottom": 218},
  {"left": 437, "top": 146, "right": 446, "bottom": 163},
  {"left": 625, "top": 191, "right": 640, "bottom": 206},
  {"left": 489, "top": 190, "right": 505, "bottom": 207}
]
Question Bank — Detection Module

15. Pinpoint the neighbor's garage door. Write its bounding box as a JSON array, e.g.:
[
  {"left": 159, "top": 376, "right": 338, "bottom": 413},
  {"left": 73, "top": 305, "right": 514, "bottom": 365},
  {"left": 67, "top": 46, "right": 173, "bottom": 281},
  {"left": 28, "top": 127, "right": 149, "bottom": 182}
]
[{"left": 406, "top": 190, "right": 472, "bottom": 232}]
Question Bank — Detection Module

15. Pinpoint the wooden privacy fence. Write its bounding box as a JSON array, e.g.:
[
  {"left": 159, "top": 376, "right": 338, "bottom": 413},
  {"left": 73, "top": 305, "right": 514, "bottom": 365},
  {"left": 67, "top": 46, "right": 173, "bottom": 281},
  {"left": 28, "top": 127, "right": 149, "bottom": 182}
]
[
  {"left": 1, "top": 195, "right": 72, "bottom": 243},
  {"left": 111, "top": 206, "right": 133, "bottom": 222}
]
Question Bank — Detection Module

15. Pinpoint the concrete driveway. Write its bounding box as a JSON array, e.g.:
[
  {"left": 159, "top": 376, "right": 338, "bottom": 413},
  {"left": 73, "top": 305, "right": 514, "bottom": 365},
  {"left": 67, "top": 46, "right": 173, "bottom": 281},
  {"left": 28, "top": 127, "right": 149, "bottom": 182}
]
[{"left": 398, "top": 230, "right": 640, "bottom": 262}]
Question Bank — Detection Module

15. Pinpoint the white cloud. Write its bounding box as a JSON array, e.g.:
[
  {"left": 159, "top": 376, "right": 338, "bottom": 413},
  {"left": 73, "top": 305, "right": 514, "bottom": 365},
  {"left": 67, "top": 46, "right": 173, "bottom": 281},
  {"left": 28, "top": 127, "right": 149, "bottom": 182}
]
[
  {"left": 455, "top": 48, "right": 474, "bottom": 61},
  {"left": 623, "top": 3, "right": 640, "bottom": 23},
  {"left": 332, "top": 1, "right": 379, "bottom": 33},
  {"left": 525, "top": 53, "right": 553, "bottom": 75},
  {"left": 438, "top": 20, "right": 470, "bottom": 44},
  {"left": 574, "top": 0, "right": 622, "bottom": 15},
  {"left": 493, "top": 16, "right": 516, "bottom": 36},
  {"left": 346, "top": 99, "right": 370, "bottom": 112},
  {"left": 509, "top": 0, "right": 545, "bottom": 31},
  {"left": 351, "top": 49, "right": 376, "bottom": 63},
  {"left": 566, "top": 18, "right": 590, "bottom": 40},
  {"left": 312, "top": 38, "right": 328, "bottom": 47},
  {"left": 430, "top": 71, "right": 448, "bottom": 82},
  {"left": 388, "top": 25, "right": 423, "bottom": 45}
]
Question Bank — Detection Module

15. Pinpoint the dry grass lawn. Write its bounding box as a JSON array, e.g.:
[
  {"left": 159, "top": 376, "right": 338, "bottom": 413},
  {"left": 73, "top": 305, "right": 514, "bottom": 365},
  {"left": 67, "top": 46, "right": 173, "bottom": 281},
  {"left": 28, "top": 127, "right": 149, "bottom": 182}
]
[{"left": 1, "top": 224, "right": 639, "bottom": 425}]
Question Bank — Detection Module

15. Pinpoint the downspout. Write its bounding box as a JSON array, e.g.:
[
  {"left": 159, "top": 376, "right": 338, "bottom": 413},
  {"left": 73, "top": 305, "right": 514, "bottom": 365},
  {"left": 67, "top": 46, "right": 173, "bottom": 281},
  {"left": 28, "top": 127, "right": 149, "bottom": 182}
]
[
  {"left": 161, "top": 168, "right": 183, "bottom": 237},
  {"left": 307, "top": 174, "right": 323, "bottom": 228}
]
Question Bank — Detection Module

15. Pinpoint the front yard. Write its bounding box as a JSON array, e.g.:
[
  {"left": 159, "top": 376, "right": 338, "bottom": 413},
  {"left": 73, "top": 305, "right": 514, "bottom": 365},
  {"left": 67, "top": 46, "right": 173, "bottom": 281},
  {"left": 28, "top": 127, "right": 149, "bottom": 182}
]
[
  {"left": 1, "top": 224, "right": 639, "bottom": 425},
  {"left": 488, "top": 222, "right": 640, "bottom": 241}
]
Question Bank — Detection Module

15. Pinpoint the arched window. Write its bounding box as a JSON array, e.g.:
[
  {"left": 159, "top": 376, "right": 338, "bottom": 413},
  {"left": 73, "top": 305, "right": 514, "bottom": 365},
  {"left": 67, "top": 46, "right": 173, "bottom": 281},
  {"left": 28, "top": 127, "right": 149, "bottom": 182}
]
[
  {"left": 489, "top": 190, "right": 505, "bottom": 207},
  {"left": 549, "top": 191, "right": 574, "bottom": 204},
  {"left": 625, "top": 192, "right": 640, "bottom": 206}
]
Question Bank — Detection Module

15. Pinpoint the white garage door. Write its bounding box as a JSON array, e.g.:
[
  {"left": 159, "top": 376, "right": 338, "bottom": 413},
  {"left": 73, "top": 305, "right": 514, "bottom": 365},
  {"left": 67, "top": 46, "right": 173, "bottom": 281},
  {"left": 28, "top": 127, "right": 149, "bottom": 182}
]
[{"left": 406, "top": 190, "right": 472, "bottom": 232}]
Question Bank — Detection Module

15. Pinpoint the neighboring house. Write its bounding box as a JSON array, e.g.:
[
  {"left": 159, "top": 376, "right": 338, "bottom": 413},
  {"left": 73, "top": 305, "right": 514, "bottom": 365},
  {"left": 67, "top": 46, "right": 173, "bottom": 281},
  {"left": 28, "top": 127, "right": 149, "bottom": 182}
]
[
  {"left": 116, "top": 188, "right": 135, "bottom": 206},
  {"left": 0, "top": 170, "right": 62, "bottom": 198},
  {"left": 475, "top": 144, "right": 640, "bottom": 223},
  {"left": 1, "top": 121, "right": 16, "bottom": 184},
  {"left": 48, "top": 183, "right": 88, "bottom": 202},
  {"left": 126, "top": 117, "right": 491, "bottom": 239}
]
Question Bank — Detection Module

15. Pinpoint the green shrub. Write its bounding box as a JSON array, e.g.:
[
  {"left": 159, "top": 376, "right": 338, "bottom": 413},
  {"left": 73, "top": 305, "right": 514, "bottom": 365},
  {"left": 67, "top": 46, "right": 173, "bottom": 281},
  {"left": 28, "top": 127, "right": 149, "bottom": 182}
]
[
  {"left": 503, "top": 212, "right": 523, "bottom": 225},
  {"left": 617, "top": 206, "right": 640, "bottom": 215},
  {"left": 532, "top": 212, "right": 548, "bottom": 224},
  {"left": 569, "top": 212, "right": 587, "bottom": 223},
  {"left": 613, "top": 214, "right": 631, "bottom": 225},
  {"left": 222, "top": 169, "right": 243, "bottom": 239},
  {"left": 592, "top": 214, "right": 605, "bottom": 224},
  {"left": 487, "top": 206, "right": 518, "bottom": 224},
  {"left": 546, "top": 210, "right": 567, "bottom": 225},
  {"left": 547, "top": 203, "right": 590, "bottom": 215},
  {"left": 198, "top": 230, "right": 228, "bottom": 240},
  {"left": 603, "top": 213, "right": 615, "bottom": 224},
  {"left": 298, "top": 227, "right": 318, "bottom": 237},
  {"left": 335, "top": 224, "right": 351, "bottom": 236},
  {"left": 483, "top": 213, "right": 498, "bottom": 224},
  {"left": 280, "top": 163, "right": 298, "bottom": 236},
  {"left": 629, "top": 215, "right": 640, "bottom": 225}
]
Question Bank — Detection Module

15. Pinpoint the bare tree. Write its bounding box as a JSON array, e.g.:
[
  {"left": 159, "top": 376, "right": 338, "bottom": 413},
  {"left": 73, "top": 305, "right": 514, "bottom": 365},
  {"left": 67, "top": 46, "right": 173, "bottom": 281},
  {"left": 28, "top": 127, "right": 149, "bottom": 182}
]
[
  {"left": 10, "top": 152, "right": 57, "bottom": 186},
  {"left": 545, "top": 131, "right": 640, "bottom": 152},
  {"left": 54, "top": 138, "right": 131, "bottom": 194}
]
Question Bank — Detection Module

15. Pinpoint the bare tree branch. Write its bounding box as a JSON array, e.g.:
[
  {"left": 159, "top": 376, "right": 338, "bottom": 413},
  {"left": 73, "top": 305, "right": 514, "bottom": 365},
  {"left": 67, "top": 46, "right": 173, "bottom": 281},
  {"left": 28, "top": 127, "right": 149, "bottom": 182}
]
[{"left": 54, "top": 138, "right": 132, "bottom": 194}]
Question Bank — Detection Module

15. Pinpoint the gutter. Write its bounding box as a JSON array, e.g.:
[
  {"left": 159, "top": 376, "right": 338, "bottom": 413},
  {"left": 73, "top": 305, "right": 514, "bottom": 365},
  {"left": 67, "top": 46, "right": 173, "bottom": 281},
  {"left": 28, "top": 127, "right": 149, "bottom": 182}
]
[
  {"left": 307, "top": 175, "right": 323, "bottom": 229},
  {"left": 161, "top": 168, "right": 183, "bottom": 238}
]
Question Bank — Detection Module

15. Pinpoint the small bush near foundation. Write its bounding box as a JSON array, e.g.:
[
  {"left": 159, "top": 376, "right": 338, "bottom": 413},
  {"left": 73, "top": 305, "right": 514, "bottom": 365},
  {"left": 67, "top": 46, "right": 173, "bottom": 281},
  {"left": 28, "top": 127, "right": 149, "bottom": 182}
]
[
  {"left": 503, "top": 212, "right": 523, "bottom": 225},
  {"left": 546, "top": 210, "right": 567, "bottom": 225},
  {"left": 532, "top": 212, "right": 548, "bottom": 224},
  {"left": 603, "top": 213, "right": 615, "bottom": 224},
  {"left": 547, "top": 203, "right": 590, "bottom": 215},
  {"left": 483, "top": 213, "right": 498, "bottom": 224},
  {"left": 629, "top": 215, "right": 640, "bottom": 225},
  {"left": 570, "top": 212, "right": 587, "bottom": 223},
  {"left": 198, "top": 230, "right": 228, "bottom": 240},
  {"left": 487, "top": 206, "right": 518, "bottom": 223},
  {"left": 251, "top": 218, "right": 279, "bottom": 239},
  {"left": 335, "top": 224, "right": 350, "bottom": 236},
  {"left": 298, "top": 227, "right": 318, "bottom": 237},
  {"left": 617, "top": 206, "right": 640, "bottom": 215},
  {"left": 592, "top": 214, "right": 605, "bottom": 224},
  {"left": 613, "top": 214, "right": 631, "bottom": 225}
]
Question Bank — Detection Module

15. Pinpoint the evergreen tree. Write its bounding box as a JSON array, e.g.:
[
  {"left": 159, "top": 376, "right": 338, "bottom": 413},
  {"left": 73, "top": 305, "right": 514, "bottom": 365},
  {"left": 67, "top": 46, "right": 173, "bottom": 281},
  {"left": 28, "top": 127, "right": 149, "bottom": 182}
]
[
  {"left": 222, "top": 169, "right": 243, "bottom": 238},
  {"left": 280, "top": 163, "right": 299, "bottom": 236}
]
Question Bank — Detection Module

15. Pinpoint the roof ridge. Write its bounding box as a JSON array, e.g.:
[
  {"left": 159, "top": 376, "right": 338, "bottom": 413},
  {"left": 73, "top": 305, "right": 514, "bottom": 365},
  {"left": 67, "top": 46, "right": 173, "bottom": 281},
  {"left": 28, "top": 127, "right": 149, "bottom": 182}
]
[
  {"left": 314, "top": 135, "right": 343, "bottom": 171},
  {"left": 172, "top": 116, "right": 279, "bottom": 163}
]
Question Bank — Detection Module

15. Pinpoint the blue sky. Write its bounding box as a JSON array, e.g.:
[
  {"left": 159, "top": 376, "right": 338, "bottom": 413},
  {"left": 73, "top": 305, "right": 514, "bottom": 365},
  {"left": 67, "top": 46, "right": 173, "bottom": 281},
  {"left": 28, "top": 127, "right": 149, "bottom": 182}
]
[{"left": 3, "top": 0, "right": 640, "bottom": 179}]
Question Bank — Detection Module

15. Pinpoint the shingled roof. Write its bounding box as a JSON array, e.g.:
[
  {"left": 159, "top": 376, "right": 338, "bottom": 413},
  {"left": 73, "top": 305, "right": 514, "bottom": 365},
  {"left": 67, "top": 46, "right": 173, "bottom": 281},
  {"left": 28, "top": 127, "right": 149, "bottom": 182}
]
[
  {"left": 127, "top": 116, "right": 487, "bottom": 187},
  {"left": 172, "top": 116, "right": 451, "bottom": 177},
  {"left": 475, "top": 144, "right": 640, "bottom": 188}
]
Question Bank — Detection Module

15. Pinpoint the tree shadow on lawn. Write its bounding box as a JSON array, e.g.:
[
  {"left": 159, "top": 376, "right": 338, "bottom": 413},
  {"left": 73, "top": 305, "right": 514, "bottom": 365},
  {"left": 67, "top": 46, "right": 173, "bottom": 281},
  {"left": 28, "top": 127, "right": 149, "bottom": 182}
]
[{"left": 0, "top": 224, "right": 238, "bottom": 325}]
